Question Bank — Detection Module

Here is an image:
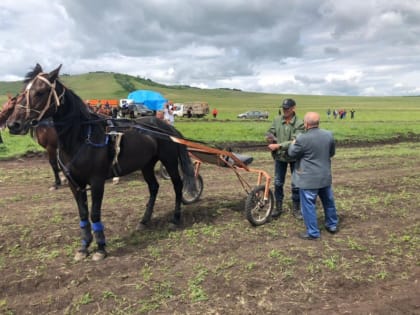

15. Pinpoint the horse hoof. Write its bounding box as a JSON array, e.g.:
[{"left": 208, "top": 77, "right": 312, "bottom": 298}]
[
  {"left": 136, "top": 222, "right": 148, "bottom": 231},
  {"left": 49, "top": 185, "right": 58, "bottom": 191},
  {"left": 168, "top": 222, "right": 179, "bottom": 231},
  {"left": 92, "top": 250, "right": 107, "bottom": 261},
  {"left": 74, "top": 250, "right": 89, "bottom": 261},
  {"left": 112, "top": 177, "right": 120, "bottom": 185}
]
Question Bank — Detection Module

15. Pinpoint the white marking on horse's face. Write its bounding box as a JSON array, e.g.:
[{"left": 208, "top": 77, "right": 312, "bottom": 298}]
[{"left": 26, "top": 82, "right": 33, "bottom": 91}]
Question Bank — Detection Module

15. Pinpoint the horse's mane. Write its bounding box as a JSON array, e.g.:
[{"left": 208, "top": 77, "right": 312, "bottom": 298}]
[
  {"left": 24, "top": 64, "right": 43, "bottom": 84},
  {"left": 61, "top": 86, "right": 92, "bottom": 120}
]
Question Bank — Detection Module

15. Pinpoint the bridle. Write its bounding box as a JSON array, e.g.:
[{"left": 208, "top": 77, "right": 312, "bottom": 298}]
[{"left": 17, "top": 73, "right": 66, "bottom": 124}]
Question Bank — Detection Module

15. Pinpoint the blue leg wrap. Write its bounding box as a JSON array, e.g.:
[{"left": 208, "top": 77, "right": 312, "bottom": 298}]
[
  {"left": 79, "top": 220, "right": 92, "bottom": 249},
  {"left": 80, "top": 220, "right": 89, "bottom": 228},
  {"left": 92, "top": 221, "right": 104, "bottom": 232}
]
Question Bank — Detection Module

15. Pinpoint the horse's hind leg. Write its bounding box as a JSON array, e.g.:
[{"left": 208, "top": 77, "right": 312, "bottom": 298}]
[
  {"left": 163, "top": 161, "right": 183, "bottom": 226},
  {"left": 137, "top": 165, "right": 159, "bottom": 230}
]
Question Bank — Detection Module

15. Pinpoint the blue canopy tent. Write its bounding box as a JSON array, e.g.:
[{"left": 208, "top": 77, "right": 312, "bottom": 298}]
[{"left": 127, "top": 90, "right": 168, "bottom": 111}]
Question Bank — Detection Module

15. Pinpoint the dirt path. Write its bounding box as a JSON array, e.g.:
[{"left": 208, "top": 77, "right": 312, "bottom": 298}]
[{"left": 0, "top": 142, "right": 419, "bottom": 314}]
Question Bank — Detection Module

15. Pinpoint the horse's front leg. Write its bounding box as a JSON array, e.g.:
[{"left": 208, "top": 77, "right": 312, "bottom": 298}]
[
  {"left": 49, "top": 157, "right": 62, "bottom": 190},
  {"left": 69, "top": 185, "right": 92, "bottom": 261},
  {"left": 90, "top": 179, "right": 107, "bottom": 261},
  {"left": 170, "top": 172, "right": 183, "bottom": 226},
  {"left": 137, "top": 167, "right": 159, "bottom": 231}
]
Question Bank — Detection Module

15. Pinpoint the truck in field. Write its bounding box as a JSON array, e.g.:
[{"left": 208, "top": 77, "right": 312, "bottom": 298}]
[{"left": 172, "top": 102, "right": 210, "bottom": 118}]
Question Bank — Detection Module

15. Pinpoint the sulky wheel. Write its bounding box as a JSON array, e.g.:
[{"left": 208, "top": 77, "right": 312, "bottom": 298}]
[
  {"left": 182, "top": 174, "right": 204, "bottom": 204},
  {"left": 245, "top": 185, "right": 274, "bottom": 226},
  {"left": 159, "top": 163, "right": 171, "bottom": 180}
]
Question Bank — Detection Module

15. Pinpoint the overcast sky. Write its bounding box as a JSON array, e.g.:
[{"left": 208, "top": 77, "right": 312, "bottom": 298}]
[{"left": 1, "top": 0, "right": 420, "bottom": 96}]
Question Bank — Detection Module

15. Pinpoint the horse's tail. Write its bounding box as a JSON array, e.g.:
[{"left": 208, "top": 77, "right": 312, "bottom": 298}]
[{"left": 178, "top": 145, "right": 197, "bottom": 195}]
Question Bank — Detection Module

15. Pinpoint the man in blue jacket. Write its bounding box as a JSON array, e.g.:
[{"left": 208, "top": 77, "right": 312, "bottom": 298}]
[{"left": 288, "top": 112, "right": 339, "bottom": 240}]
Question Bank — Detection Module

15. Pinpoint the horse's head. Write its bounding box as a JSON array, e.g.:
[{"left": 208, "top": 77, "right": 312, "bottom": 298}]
[
  {"left": 0, "top": 95, "right": 18, "bottom": 128},
  {"left": 7, "top": 64, "right": 64, "bottom": 135}
]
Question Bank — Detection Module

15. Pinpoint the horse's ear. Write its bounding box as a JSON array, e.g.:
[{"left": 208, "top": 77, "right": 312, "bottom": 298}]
[
  {"left": 34, "top": 63, "right": 43, "bottom": 73},
  {"left": 48, "top": 64, "right": 62, "bottom": 82}
]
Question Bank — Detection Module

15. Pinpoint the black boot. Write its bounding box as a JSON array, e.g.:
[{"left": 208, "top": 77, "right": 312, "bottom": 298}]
[
  {"left": 271, "top": 201, "right": 283, "bottom": 218},
  {"left": 292, "top": 201, "right": 303, "bottom": 220}
]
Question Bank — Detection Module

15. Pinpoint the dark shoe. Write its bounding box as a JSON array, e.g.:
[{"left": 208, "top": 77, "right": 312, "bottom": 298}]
[
  {"left": 271, "top": 202, "right": 283, "bottom": 218},
  {"left": 298, "top": 232, "right": 319, "bottom": 240},
  {"left": 325, "top": 226, "right": 339, "bottom": 234},
  {"left": 292, "top": 201, "right": 303, "bottom": 220}
]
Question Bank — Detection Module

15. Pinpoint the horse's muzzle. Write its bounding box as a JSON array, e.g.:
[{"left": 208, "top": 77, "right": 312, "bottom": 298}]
[{"left": 7, "top": 121, "right": 30, "bottom": 135}]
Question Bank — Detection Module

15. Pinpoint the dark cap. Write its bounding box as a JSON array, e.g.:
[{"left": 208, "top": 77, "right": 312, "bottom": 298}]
[{"left": 281, "top": 98, "right": 296, "bottom": 109}]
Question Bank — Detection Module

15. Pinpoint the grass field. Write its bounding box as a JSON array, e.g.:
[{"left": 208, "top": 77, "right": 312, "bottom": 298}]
[{"left": 1, "top": 71, "right": 419, "bottom": 158}]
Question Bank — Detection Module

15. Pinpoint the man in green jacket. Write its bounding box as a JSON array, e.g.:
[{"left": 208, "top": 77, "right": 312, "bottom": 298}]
[{"left": 266, "top": 98, "right": 305, "bottom": 218}]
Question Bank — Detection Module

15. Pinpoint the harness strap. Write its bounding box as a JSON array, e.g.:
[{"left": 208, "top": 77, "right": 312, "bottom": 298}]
[
  {"left": 108, "top": 131, "right": 124, "bottom": 176},
  {"left": 21, "top": 74, "right": 66, "bottom": 123},
  {"left": 57, "top": 153, "right": 88, "bottom": 193}
]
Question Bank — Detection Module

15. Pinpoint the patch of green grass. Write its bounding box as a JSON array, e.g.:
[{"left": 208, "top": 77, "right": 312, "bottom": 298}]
[
  {"left": 70, "top": 292, "right": 94, "bottom": 313},
  {"left": 0, "top": 299, "right": 13, "bottom": 315},
  {"left": 102, "top": 290, "right": 118, "bottom": 300},
  {"left": 147, "top": 246, "right": 162, "bottom": 260},
  {"left": 245, "top": 262, "right": 257, "bottom": 271},
  {"left": 322, "top": 255, "right": 339, "bottom": 271},
  {"left": 346, "top": 237, "right": 367, "bottom": 251},
  {"left": 49, "top": 212, "right": 64, "bottom": 224},
  {"left": 376, "top": 270, "right": 389, "bottom": 280},
  {"left": 183, "top": 229, "right": 199, "bottom": 245},
  {"left": 215, "top": 256, "right": 239, "bottom": 274},
  {"left": 37, "top": 248, "right": 60, "bottom": 261},
  {"left": 269, "top": 249, "right": 296, "bottom": 266},
  {"left": 188, "top": 266, "right": 209, "bottom": 303}
]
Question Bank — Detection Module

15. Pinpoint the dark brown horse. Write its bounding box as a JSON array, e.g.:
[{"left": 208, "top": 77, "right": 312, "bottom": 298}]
[
  {"left": 30, "top": 121, "right": 63, "bottom": 189},
  {"left": 1, "top": 95, "right": 63, "bottom": 189},
  {"left": 7, "top": 64, "right": 196, "bottom": 261}
]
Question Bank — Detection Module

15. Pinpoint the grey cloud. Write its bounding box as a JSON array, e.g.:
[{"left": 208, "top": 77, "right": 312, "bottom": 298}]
[
  {"left": 324, "top": 47, "right": 340, "bottom": 55},
  {"left": 1, "top": 0, "right": 420, "bottom": 96}
]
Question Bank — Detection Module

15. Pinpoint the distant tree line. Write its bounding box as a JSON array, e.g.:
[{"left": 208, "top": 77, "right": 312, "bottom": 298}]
[{"left": 114, "top": 74, "right": 136, "bottom": 92}]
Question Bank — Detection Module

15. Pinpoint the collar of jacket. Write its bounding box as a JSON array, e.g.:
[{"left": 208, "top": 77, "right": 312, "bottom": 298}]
[{"left": 281, "top": 114, "right": 296, "bottom": 125}]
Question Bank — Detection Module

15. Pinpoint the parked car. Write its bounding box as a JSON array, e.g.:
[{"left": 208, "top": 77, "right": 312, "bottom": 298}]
[
  {"left": 237, "top": 110, "right": 269, "bottom": 119},
  {"left": 123, "top": 103, "right": 154, "bottom": 118}
]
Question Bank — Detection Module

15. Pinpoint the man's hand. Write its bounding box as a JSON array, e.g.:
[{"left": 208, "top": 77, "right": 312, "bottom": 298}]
[
  {"left": 265, "top": 132, "right": 277, "bottom": 143},
  {"left": 268, "top": 143, "right": 281, "bottom": 151}
]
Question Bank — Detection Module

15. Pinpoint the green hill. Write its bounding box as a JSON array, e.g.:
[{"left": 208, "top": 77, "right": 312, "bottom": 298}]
[
  {"left": 2, "top": 71, "right": 420, "bottom": 117},
  {"left": 1, "top": 71, "right": 420, "bottom": 159},
  {"left": 2, "top": 71, "right": 420, "bottom": 115}
]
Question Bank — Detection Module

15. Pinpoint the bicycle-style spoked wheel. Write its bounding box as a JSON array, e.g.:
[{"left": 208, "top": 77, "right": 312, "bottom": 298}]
[
  {"left": 245, "top": 185, "right": 274, "bottom": 226},
  {"left": 182, "top": 174, "right": 204, "bottom": 204}
]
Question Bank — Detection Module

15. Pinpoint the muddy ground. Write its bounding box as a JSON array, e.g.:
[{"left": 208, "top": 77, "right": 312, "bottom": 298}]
[{"left": 0, "top": 141, "right": 419, "bottom": 314}]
